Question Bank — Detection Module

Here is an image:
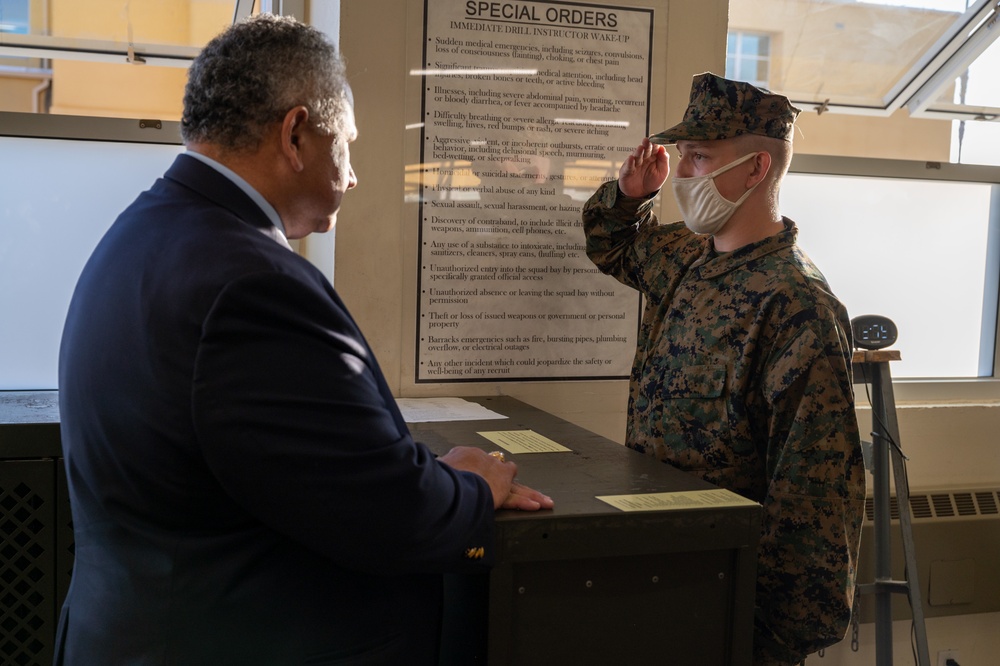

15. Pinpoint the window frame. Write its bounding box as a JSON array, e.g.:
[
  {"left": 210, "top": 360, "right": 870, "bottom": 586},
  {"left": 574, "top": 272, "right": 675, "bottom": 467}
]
[
  {"left": 726, "top": 30, "right": 771, "bottom": 89},
  {"left": 728, "top": 0, "right": 1000, "bottom": 123},
  {"left": 0, "top": 0, "right": 261, "bottom": 67},
  {"left": 0, "top": 109, "right": 181, "bottom": 142},
  {"left": 789, "top": 152, "right": 1000, "bottom": 404}
]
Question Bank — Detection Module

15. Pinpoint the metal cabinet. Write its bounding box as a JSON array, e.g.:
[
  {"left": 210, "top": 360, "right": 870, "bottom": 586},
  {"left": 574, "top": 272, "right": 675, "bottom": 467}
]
[{"left": 0, "top": 391, "right": 69, "bottom": 666}]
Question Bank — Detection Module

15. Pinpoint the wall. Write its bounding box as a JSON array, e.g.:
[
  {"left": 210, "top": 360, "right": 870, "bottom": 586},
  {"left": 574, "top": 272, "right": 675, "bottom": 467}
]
[
  {"left": 0, "top": 76, "right": 46, "bottom": 112},
  {"left": 795, "top": 109, "right": 953, "bottom": 161},
  {"left": 337, "top": 2, "right": 1000, "bottom": 664},
  {"left": 337, "top": 0, "right": 720, "bottom": 443},
  {"left": 1, "top": 0, "right": 994, "bottom": 661}
]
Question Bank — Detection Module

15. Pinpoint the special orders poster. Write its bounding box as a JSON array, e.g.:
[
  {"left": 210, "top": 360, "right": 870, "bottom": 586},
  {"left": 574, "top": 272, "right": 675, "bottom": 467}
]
[{"left": 416, "top": 1, "right": 652, "bottom": 381}]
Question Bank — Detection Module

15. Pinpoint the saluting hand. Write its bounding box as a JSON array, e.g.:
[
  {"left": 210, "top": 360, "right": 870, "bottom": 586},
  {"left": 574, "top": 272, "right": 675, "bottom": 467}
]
[{"left": 618, "top": 137, "right": 670, "bottom": 198}]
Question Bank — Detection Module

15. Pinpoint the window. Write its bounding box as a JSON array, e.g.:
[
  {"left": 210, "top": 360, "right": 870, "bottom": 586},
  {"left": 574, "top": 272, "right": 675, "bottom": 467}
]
[
  {"left": 0, "top": 0, "right": 40, "bottom": 73},
  {"left": 728, "top": 0, "right": 1000, "bottom": 391},
  {"left": 0, "top": 0, "right": 28, "bottom": 34},
  {"left": 0, "top": 2, "right": 309, "bottom": 391},
  {"left": 729, "top": 0, "right": 1000, "bottom": 165},
  {"left": 0, "top": 117, "right": 183, "bottom": 390},
  {"left": 783, "top": 154, "right": 1000, "bottom": 391},
  {"left": 726, "top": 31, "right": 770, "bottom": 89},
  {"left": 0, "top": 0, "right": 249, "bottom": 119}
]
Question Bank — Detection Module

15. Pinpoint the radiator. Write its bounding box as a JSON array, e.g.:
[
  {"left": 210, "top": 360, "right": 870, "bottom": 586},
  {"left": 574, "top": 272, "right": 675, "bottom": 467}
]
[{"left": 856, "top": 486, "right": 1000, "bottom": 621}]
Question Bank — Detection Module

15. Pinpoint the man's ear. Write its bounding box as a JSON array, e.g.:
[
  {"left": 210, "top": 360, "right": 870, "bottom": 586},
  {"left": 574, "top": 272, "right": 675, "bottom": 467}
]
[
  {"left": 748, "top": 151, "right": 771, "bottom": 188},
  {"left": 281, "top": 106, "right": 310, "bottom": 173}
]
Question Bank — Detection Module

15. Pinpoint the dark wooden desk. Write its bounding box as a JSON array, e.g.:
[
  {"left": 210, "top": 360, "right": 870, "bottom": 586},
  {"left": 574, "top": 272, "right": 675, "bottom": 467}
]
[
  {"left": 410, "top": 396, "right": 761, "bottom": 666},
  {"left": 1, "top": 392, "right": 761, "bottom": 665}
]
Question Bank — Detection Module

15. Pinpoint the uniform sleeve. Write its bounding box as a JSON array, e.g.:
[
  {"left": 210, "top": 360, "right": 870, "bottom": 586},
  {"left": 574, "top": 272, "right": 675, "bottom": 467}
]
[
  {"left": 582, "top": 180, "right": 658, "bottom": 291},
  {"left": 191, "top": 271, "right": 496, "bottom": 575},
  {"left": 582, "top": 180, "right": 702, "bottom": 299},
  {"left": 754, "top": 306, "right": 867, "bottom": 665}
]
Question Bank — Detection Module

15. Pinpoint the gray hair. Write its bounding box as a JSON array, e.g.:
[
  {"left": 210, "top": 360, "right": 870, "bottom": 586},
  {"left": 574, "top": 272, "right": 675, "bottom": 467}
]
[{"left": 181, "top": 13, "right": 350, "bottom": 152}]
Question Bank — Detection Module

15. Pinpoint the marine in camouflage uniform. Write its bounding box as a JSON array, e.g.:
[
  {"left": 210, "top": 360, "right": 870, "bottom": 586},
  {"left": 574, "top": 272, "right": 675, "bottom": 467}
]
[{"left": 583, "top": 73, "right": 866, "bottom": 666}]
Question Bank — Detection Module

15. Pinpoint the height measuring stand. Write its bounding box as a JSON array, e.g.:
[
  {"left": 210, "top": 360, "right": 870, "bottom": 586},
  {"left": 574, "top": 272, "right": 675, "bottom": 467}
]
[{"left": 852, "top": 349, "right": 930, "bottom": 666}]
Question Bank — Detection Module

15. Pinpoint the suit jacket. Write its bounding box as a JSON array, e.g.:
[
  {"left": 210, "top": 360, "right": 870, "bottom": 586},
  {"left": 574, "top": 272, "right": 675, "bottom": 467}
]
[{"left": 56, "top": 154, "right": 495, "bottom": 665}]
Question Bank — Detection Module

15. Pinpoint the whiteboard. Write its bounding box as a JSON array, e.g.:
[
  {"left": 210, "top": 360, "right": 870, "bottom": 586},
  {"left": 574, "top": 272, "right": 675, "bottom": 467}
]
[{"left": 0, "top": 137, "right": 184, "bottom": 390}]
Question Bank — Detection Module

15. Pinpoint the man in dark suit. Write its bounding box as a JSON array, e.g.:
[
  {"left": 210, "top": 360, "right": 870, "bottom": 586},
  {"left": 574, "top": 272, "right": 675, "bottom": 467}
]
[{"left": 56, "top": 14, "right": 552, "bottom": 665}]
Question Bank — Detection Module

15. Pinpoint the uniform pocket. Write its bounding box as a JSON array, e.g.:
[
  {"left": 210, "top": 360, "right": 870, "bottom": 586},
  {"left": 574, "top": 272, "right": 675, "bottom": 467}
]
[
  {"left": 656, "top": 363, "right": 732, "bottom": 464},
  {"left": 662, "top": 363, "right": 727, "bottom": 399}
]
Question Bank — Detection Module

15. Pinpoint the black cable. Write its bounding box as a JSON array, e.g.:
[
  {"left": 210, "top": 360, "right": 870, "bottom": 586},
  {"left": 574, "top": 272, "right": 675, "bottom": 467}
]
[{"left": 862, "top": 378, "right": 908, "bottom": 462}]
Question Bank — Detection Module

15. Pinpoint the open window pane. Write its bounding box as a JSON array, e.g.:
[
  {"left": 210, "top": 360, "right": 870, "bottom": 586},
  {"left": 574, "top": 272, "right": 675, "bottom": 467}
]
[
  {"left": 731, "top": 0, "right": 1000, "bottom": 142},
  {"left": 730, "top": 0, "right": 964, "bottom": 107},
  {"left": 931, "top": 33, "right": 1000, "bottom": 112},
  {"left": 782, "top": 170, "right": 997, "bottom": 379}
]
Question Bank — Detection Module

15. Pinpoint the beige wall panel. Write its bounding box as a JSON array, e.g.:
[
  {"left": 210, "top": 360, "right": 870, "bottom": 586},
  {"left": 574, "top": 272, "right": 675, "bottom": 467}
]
[
  {"left": 857, "top": 403, "right": 1000, "bottom": 491},
  {"left": 50, "top": 0, "right": 190, "bottom": 41},
  {"left": 49, "top": 62, "right": 186, "bottom": 120},
  {"left": 795, "top": 110, "right": 952, "bottom": 162},
  {"left": 189, "top": 0, "right": 239, "bottom": 44},
  {"left": 0, "top": 77, "right": 47, "bottom": 113}
]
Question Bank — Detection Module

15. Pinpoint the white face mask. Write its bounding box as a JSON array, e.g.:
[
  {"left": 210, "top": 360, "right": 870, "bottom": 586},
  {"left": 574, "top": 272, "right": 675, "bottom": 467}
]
[{"left": 671, "top": 152, "right": 759, "bottom": 235}]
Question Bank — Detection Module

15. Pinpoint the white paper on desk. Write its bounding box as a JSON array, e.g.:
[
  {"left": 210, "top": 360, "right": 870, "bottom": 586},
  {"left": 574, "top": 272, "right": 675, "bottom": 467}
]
[
  {"left": 396, "top": 397, "right": 508, "bottom": 423},
  {"left": 596, "top": 489, "right": 758, "bottom": 512}
]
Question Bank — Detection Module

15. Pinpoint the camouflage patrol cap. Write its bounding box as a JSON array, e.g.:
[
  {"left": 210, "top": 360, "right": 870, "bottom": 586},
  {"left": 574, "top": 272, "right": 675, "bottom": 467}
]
[{"left": 650, "top": 72, "right": 800, "bottom": 144}]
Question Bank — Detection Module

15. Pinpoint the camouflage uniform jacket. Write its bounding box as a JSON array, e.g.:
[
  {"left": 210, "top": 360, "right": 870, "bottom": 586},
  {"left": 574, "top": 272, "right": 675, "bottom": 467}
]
[{"left": 583, "top": 180, "right": 866, "bottom": 666}]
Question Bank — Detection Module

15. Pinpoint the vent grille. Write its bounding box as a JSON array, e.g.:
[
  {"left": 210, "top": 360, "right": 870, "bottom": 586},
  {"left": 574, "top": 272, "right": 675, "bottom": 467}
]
[
  {"left": 976, "top": 492, "right": 999, "bottom": 515},
  {"left": 954, "top": 493, "right": 976, "bottom": 516},
  {"left": 910, "top": 494, "right": 932, "bottom": 518},
  {"left": 864, "top": 488, "right": 1000, "bottom": 523},
  {"left": 0, "top": 476, "right": 53, "bottom": 666},
  {"left": 931, "top": 494, "right": 955, "bottom": 517}
]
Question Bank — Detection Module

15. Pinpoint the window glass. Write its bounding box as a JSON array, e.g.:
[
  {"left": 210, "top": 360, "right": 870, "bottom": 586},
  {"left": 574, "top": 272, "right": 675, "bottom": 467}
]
[
  {"left": 782, "top": 170, "right": 996, "bottom": 379},
  {"left": 0, "top": 0, "right": 36, "bottom": 69},
  {"left": 51, "top": 58, "right": 188, "bottom": 120},
  {"left": 9, "top": 0, "right": 234, "bottom": 45},
  {"left": 0, "top": 0, "right": 28, "bottom": 34},
  {"left": 936, "top": 37, "right": 1000, "bottom": 166},
  {"left": 726, "top": 31, "right": 770, "bottom": 88},
  {"left": 0, "top": 0, "right": 239, "bottom": 118},
  {"left": 730, "top": 0, "right": 966, "bottom": 107},
  {"left": 729, "top": 0, "right": 1000, "bottom": 168},
  {"left": 0, "top": 136, "right": 183, "bottom": 390},
  {"left": 943, "top": 34, "right": 1000, "bottom": 109},
  {"left": 953, "top": 120, "right": 1000, "bottom": 167}
]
